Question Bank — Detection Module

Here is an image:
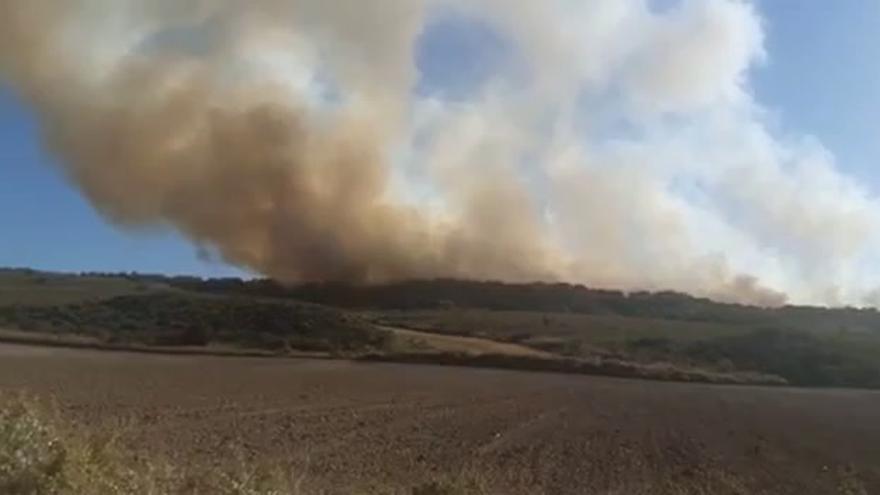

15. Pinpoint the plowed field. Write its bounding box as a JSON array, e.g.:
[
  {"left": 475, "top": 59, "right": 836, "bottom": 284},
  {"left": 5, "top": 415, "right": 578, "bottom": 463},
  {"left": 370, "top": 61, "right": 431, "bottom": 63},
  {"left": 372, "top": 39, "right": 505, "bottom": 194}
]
[{"left": 1, "top": 343, "right": 878, "bottom": 494}]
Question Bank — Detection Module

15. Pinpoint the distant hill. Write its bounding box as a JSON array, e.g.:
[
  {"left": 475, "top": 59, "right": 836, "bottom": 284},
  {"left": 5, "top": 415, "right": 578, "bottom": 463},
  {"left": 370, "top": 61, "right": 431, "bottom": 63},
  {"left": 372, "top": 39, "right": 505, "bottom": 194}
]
[
  {"left": 2, "top": 268, "right": 880, "bottom": 388},
  {"left": 0, "top": 268, "right": 388, "bottom": 353},
  {"left": 170, "top": 276, "right": 880, "bottom": 336},
  {"left": 167, "top": 275, "right": 880, "bottom": 388}
]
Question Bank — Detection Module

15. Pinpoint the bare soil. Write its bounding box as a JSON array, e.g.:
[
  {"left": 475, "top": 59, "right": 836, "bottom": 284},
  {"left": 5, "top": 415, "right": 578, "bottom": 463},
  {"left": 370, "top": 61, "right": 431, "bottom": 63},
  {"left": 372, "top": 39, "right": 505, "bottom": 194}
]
[
  {"left": 0, "top": 342, "right": 878, "bottom": 494},
  {"left": 382, "top": 325, "right": 554, "bottom": 358}
]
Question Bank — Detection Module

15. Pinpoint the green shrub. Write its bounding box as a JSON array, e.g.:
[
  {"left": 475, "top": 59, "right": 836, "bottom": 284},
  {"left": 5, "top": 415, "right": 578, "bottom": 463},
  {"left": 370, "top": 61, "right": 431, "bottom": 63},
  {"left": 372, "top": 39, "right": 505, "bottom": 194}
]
[
  {"left": 684, "top": 329, "right": 880, "bottom": 388},
  {"left": 2, "top": 293, "right": 389, "bottom": 354}
]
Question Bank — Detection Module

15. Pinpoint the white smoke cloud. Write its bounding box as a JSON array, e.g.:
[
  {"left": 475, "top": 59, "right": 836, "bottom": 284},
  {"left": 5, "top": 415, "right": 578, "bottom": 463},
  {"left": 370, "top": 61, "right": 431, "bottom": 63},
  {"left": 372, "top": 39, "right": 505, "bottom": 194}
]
[
  {"left": 625, "top": 0, "right": 764, "bottom": 112},
  {"left": 2, "top": 0, "right": 879, "bottom": 307}
]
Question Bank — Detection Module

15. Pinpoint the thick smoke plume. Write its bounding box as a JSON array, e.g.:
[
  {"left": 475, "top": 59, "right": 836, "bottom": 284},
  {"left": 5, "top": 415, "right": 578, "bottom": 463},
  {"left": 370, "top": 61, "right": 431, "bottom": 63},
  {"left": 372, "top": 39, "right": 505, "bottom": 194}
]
[
  {"left": 3, "top": 0, "right": 880, "bottom": 307},
  {"left": 0, "top": 0, "right": 565, "bottom": 284}
]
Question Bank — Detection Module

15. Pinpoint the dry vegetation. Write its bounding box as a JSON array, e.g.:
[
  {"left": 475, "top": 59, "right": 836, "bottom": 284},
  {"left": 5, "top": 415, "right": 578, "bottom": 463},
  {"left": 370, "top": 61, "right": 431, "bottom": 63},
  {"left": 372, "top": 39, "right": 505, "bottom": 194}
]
[
  {"left": 0, "top": 393, "right": 308, "bottom": 495},
  {"left": 0, "top": 392, "right": 485, "bottom": 495}
]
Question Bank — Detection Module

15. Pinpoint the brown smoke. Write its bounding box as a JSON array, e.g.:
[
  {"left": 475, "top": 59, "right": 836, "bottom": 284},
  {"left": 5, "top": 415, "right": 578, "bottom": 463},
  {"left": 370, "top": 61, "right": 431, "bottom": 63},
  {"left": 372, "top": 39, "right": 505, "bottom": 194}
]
[
  {"left": 0, "top": 0, "right": 798, "bottom": 306},
  {"left": 0, "top": 0, "right": 566, "bottom": 285}
]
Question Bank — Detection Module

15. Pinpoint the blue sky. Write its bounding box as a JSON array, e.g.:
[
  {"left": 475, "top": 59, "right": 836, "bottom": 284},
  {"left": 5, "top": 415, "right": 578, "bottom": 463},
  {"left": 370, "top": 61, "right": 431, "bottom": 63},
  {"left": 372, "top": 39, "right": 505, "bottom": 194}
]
[
  {"left": 1, "top": 1, "right": 878, "bottom": 278},
  {"left": 0, "top": 89, "right": 248, "bottom": 277},
  {"left": 754, "top": 1, "right": 880, "bottom": 185}
]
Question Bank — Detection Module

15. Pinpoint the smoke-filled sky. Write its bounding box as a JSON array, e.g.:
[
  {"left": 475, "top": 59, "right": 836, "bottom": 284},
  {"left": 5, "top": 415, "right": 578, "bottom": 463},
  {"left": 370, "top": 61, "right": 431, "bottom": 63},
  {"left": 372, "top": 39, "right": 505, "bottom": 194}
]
[{"left": 1, "top": 1, "right": 879, "bottom": 307}]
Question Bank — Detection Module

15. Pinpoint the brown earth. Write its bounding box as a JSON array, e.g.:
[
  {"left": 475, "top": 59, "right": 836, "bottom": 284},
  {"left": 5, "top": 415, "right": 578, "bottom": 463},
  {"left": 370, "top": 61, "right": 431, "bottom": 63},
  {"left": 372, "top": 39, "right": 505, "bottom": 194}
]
[
  {"left": 381, "top": 325, "right": 554, "bottom": 358},
  {"left": 0, "top": 342, "right": 878, "bottom": 494}
]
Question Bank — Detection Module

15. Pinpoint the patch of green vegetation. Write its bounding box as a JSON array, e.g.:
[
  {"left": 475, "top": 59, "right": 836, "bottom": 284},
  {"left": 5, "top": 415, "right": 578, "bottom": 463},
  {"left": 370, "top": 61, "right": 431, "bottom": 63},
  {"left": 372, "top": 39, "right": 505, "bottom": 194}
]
[
  {"left": 682, "top": 329, "right": 880, "bottom": 388},
  {"left": 0, "top": 269, "right": 169, "bottom": 308},
  {"left": 0, "top": 292, "right": 389, "bottom": 353},
  {"left": 612, "top": 328, "right": 880, "bottom": 388}
]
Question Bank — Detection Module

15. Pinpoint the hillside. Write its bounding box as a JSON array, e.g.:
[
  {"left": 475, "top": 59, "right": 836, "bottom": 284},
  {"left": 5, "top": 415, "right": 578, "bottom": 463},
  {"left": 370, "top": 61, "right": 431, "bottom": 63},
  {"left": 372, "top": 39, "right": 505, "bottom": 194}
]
[
  {"left": 0, "top": 269, "right": 391, "bottom": 355},
  {"left": 174, "top": 277, "right": 880, "bottom": 335},
  {"left": 2, "top": 268, "right": 880, "bottom": 388}
]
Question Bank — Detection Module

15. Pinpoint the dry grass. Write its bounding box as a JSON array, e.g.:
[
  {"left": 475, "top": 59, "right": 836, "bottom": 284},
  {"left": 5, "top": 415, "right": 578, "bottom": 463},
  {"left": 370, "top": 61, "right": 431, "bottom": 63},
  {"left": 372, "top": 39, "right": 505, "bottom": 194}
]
[
  {"left": 0, "top": 393, "right": 487, "bottom": 495},
  {"left": 380, "top": 325, "right": 552, "bottom": 358},
  {"left": 0, "top": 270, "right": 162, "bottom": 308},
  {"left": 0, "top": 393, "right": 309, "bottom": 495}
]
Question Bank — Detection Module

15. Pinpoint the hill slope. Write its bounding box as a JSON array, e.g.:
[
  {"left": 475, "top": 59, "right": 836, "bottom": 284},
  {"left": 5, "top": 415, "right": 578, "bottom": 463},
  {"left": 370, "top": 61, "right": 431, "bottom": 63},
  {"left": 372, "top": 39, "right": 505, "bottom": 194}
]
[{"left": 2, "top": 268, "right": 880, "bottom": 387}]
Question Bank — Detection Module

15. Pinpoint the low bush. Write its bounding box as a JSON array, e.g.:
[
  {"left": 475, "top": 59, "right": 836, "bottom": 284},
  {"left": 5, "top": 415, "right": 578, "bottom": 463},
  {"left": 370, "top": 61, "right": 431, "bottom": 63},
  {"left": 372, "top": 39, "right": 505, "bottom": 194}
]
[{"left": 683, "top": 329, "right": 880, "bottom": 388}]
